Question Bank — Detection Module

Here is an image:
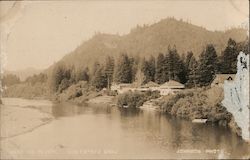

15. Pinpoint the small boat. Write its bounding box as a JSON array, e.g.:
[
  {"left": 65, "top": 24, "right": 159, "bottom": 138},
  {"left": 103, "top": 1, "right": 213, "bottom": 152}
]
[
  {"left": 192, "top": 119, "right": 207, "bottom": 123},
  {"left": 123, "top": 105, "right": 129, "bottom": 108}
]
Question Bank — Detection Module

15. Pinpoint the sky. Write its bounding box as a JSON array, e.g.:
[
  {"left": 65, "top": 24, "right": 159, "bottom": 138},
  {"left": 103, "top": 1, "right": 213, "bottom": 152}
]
[{"left": 0, "top": 0, "right": 249, "bottom": 71}]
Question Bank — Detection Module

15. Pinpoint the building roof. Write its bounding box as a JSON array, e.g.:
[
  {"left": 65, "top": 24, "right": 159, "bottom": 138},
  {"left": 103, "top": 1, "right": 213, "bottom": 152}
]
[
  {"left": 142, "top": 81, "right": 159, "bottom": 88},
  {"left": 212, "top": 74, "right": 236, "bottom": 85},
  {"left": 160, "top": 80, "right": 185, "bottom": 89},
  {"left": 111, "top": 83, "right": 137, "bottom": 88}
]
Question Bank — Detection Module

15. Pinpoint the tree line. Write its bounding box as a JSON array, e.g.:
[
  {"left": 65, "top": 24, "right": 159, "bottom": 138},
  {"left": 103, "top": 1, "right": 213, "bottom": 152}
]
[{"left": 49, "top": 38, "right": 249, "bottom": 93}]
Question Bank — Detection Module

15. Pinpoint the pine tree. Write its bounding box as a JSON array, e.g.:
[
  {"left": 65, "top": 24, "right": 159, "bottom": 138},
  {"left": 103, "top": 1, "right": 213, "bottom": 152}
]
[
  {"left": 155, "top": 53, "right": 165, "bottom": 84},
  {"left": 141, "top": 56, "right": 156, "bottom": 83},
  {"left": 220, "top": 38, "right": 238, "bottom": 73},
  {"left": 184, "top": 51, "right": 194, "bottom": 83},
  {"left": 162, "top": 52, "right": 169, "bottom": 82},
  {"left": 197, "top": 44, "right": 218, "bottom": 86},
  {"left": 187, "top": 56, "right": 198, "bottom": 87},
  {"left": 104, "top": 56, "right": 115, "bottom": 89},
  {"left": 185, "top": 51, "right": 194, "bottom": 69},
  {"left": 135, "top": 63, "right": 146, "bottom": 87},
  {"left": 148, "top": 55, "right": 156, "bottom": 82},
  {"left": 92, "top": 63, "right": 107, "bottom": 90},
  {"left": 130, "top": 56, "right": 140, "bottom": 83},
  {"left": 166, "top": 46, "right": 183, "bottom": 82},
  {"left": 177, "top": 54, "right": 187, "bottom": 84},
  {"left": 114, "top": 53, "right": 132, "bottom": 83}
]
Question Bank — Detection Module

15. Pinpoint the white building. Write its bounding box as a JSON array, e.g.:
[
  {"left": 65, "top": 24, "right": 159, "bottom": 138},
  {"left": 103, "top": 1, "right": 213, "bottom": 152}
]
[
  {"left": 137, "top": 81, "right": 160, "bottom": 92},
  {"left": 159, "top": 80, "right": 185, "bottom": 95},
  {"left": 111, "top": 83, "right": 136, "bottom": 94}
]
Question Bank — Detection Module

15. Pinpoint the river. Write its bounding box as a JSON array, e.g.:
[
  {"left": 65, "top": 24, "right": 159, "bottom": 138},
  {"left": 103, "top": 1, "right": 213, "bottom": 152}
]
[{"left": 1, "top": 98, "right": 249, "bottom": 159}]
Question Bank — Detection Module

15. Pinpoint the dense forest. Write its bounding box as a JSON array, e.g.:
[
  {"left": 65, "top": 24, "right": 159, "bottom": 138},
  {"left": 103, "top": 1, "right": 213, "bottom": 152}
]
[
  {"left": 47, "top": 37, "right": 249, "bottom": 94},
  {"left": 2, "top": 37, "right": 248, "bottom": 97}
]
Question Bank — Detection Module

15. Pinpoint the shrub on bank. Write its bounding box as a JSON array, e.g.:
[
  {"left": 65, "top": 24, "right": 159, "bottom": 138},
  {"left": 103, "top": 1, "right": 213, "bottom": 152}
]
[
  {"left": 160, "top": 88, "right": 232, "bottom": 127},
  {"left": 117, "top": 91, "right": 160, "bottom": 108},
  {"left": 117, "top": 91, "right": 145, "bottom": 108},
  {"left": 56, "top": 81, "right": 89, "bottom": 101}
]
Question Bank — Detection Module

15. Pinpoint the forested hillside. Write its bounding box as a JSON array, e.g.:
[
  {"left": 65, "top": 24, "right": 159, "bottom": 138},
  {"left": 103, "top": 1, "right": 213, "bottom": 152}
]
[{"left": 57, "top": 18, "right": 247, "bottom": 70}]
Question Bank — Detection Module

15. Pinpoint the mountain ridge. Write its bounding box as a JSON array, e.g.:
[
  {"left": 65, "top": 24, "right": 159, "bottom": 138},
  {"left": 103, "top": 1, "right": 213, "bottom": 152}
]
[{"left": 52, "top": 18, "right": 248, "bottom": 70}]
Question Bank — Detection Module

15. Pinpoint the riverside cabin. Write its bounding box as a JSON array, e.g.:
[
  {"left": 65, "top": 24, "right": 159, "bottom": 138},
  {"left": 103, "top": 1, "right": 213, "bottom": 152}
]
[
  {"left": 211, "top": 74, "right": 235, "bottom": 87},
  {"left": 158, "top": 80, "right": 185, "bottom": 96},
  {"left": 111, "top": 83, "right": 136, "bottom": 94},
  {"left": 137, "top": 81, "right": 160, "bottom": 92}
]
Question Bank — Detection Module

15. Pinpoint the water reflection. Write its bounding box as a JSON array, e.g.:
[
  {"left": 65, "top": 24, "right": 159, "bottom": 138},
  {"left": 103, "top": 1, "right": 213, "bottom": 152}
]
[{"left": 49, "top": 102, "right": 249, "bottom": 158}]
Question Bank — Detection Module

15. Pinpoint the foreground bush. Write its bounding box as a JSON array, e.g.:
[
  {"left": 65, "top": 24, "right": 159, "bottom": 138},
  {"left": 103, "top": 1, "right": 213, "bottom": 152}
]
[
  {"left": 160, "top": 88, "right": 232, "bottom": 127},
  {"left": 117, "top": 91, "right": 160, "bottom": 108}
]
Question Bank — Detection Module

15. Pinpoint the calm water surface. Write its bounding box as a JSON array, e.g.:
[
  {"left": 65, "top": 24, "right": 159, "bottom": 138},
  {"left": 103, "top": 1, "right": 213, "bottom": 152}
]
[{"left": 2, "top": 98, "right": 250, "bottom": 159}]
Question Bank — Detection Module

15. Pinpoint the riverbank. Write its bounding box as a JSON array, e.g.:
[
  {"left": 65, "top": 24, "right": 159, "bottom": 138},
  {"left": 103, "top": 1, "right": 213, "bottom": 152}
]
[
  {"left": 0, "top": 98, "right": 53, "bottom": 139},
  {"left": 154, "top": 87, "right": 243, "bottom": 139},
  {"left": 115, "top": 87, "right": 245, "bottom": 140}
]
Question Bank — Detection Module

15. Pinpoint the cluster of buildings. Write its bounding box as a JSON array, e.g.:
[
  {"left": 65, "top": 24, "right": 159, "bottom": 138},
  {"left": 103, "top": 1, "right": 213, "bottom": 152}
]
[
  {"left": 110, "top": 80, "right": 185, "bottom": 96},
  {"left": 110, "top": 74, "right": 236, "bottom": 96}
]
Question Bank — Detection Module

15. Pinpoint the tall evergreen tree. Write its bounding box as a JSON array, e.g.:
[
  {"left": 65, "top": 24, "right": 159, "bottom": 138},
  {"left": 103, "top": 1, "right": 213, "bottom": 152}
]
[
  {"left": 220, "top": 38, "right": 238, "bottom": 73},
  {"left": 92, "top": 63, "right": 107, "bottom": 90},
  {"left": 114, "top": 53, "right": 132, "bottom": 83},
  {"left": 130, "top": 56, "right": 140, "bottom": 83},
  {"left": 185, "top": 51, "right": 194, "bottom": 69},
  {"left": 148, "top": 55, "right": 156, "bottom": 82},
  {"left": 162, "top": 52, "right": 169, "bottom": 82},
  {"left": 135, "top": 62, "right": 146, "bottom": 87},
  {"left": 236, "top": 38, "right": 249, "bottom": 55},
  {"left": 141, "top": 56, "right": 156, "bottom": 83},
  {"left": 166, "top": 46, "right": 183, "bottom": 82},
  {"left": 155, "top": 53, "right": 165, "bottom": 84},
  {"left": 184, "top": 51, "right": 194, "bottom": 83},
  {"left": 186, "top": 56, "right": 198, "bottom": 87},
  {"left": 197, "top": 44, "right": 218, "bottom": 86},
  {"left": 104, "top": 56, "right": 115, "bottom": 89},
  {"left": 177, "top": 55, "right": 187, "bottom": 84}
]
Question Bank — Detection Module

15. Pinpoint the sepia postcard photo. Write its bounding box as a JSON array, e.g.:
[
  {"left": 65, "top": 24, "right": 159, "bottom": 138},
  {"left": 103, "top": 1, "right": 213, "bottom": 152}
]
[{"left": 0, "top": 0, "right": 249, "bottom": 159}]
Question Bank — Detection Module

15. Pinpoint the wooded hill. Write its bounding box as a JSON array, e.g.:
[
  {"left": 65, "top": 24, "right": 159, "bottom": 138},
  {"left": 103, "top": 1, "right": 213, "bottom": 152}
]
[{"left": 56, "top": 18, "right": 247, "bottom": 70}]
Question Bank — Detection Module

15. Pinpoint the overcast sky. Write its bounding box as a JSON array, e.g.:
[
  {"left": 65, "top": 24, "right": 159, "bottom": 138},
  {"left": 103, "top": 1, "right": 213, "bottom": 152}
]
[{"left": 0, "top": 0, "right": 249, "bottom": 71}]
